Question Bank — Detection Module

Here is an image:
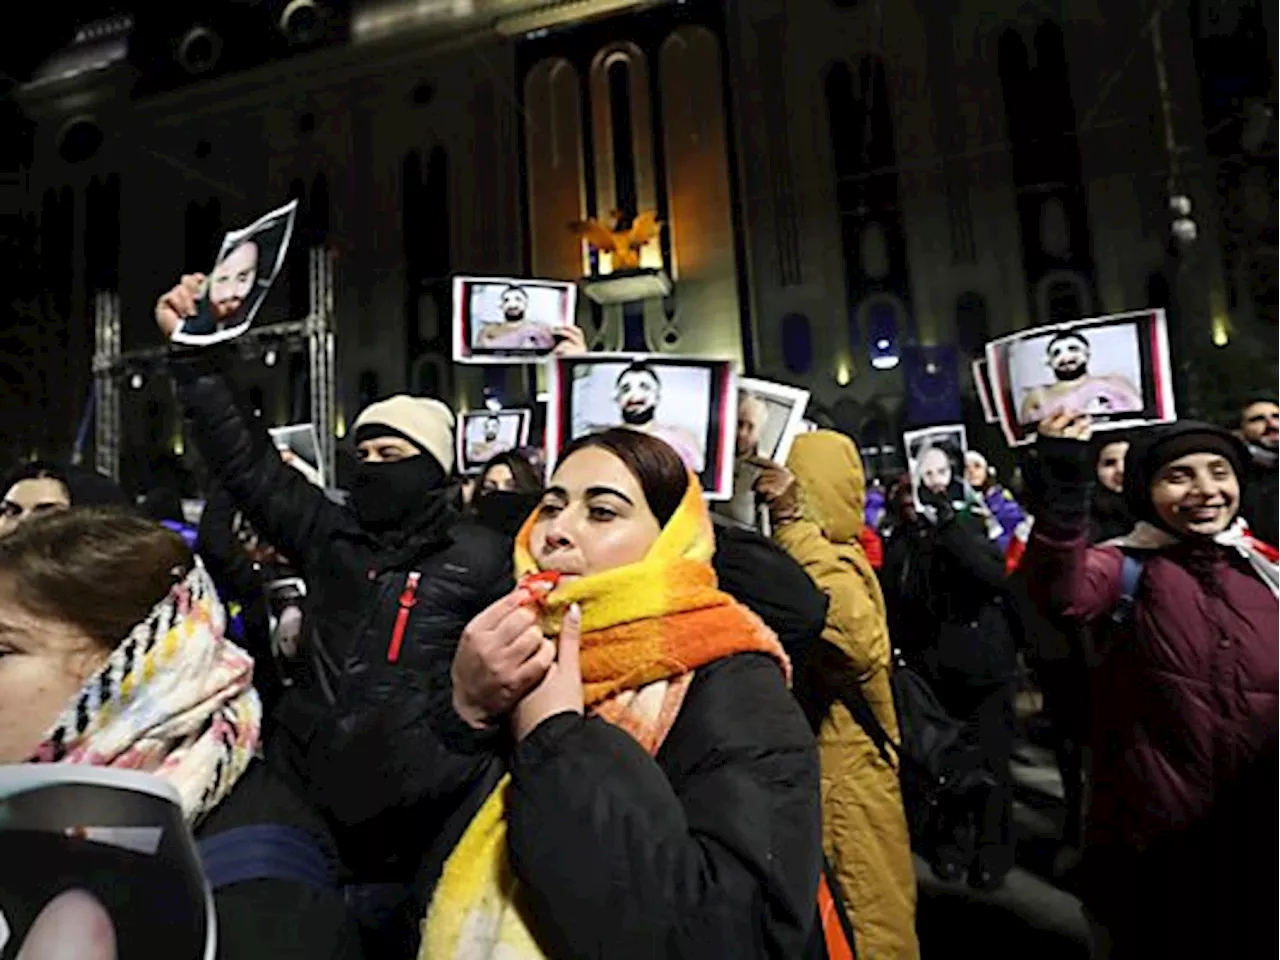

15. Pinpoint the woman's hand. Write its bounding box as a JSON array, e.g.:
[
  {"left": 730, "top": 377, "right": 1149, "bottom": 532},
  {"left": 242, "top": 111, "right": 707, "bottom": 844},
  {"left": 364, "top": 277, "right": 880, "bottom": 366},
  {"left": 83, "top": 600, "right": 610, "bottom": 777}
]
[
  {"left": 154, "top": 274, "right": 206, "bottom": 340},
  {"left": 451, "top": 588, "right": 557, "bottom": 730},
  {"left": 1037, "top": 412, "right": 1093, "bottom": 442},
  {"left": 512, "top": 603, "right": 585, "bottom": 741},
  {"left": 552, "top": 325, "right": 587, "bottom": 356},
  {"left": 752, "top": 459, "right": 802, "bottom": 524}
]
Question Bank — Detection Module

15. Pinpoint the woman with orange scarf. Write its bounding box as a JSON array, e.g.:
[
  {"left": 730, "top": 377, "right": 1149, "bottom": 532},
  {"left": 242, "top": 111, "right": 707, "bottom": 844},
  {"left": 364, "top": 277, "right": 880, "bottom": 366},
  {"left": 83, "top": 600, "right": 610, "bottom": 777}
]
[{"left": 424, "top": 428, "right": 822, "bottom": 959}]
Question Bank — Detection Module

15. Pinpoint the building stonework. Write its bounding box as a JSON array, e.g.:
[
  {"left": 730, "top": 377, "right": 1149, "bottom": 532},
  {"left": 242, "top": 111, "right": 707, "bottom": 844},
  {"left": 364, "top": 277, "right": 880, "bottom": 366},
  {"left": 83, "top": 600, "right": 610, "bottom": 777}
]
[{"left": 12, "top": 0, "right": 1274, "bottom": 477}]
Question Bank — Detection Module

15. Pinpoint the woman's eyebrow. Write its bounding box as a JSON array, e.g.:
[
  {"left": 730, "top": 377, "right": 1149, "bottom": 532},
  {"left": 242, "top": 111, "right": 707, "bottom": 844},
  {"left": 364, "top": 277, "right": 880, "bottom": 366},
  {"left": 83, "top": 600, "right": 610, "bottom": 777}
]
[{"left": 585, "top": 486, "right": 634, "bottom": 506}]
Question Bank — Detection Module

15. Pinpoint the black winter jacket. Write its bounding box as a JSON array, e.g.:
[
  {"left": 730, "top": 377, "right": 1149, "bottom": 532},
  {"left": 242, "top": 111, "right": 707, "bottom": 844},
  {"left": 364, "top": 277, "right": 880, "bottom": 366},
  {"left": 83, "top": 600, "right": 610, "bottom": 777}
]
[
  {"left": 881, "top": 513, "right": 1018, "bottom": 684},
  {"left": 1240, "top": 454, "right": 1279, "bottom": 547},
  {"left": 171, "top": 352, "right": 512, "bottom": 878},
  {"left": 198, "top": 762, "right": 364, "bottom": 960},
  {"left": 423, "top": 653, "right": 821, "bottom": 959}
]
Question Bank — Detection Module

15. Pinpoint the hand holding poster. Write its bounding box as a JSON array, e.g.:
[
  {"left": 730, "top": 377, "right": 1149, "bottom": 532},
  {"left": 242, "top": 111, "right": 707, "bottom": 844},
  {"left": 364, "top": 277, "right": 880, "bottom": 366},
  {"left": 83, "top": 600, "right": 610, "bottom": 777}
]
[
  {"left": 0, "top": 766, "right": 214, "bottom": 960},
  {"left": 171, "top": 200, "right": 298, "bottom": 347},
  {"left": 546, "top": 354, "right": 737, "bottom": 499},
  {"left": 452, "top": 276, "right": 579, "bottom": 364},
  {"left": 984, "top": 309, "right": 1175, "bottom": 446},
  {"left": 715, "top": 379, "right": 810, "bottom": 530}
]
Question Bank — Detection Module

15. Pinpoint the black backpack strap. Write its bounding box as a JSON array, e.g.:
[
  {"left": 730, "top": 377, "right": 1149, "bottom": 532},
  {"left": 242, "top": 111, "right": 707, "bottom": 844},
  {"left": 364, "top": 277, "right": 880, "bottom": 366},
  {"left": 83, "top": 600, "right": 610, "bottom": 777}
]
[
  {"left": 199, "top": 824, "right": 336, "bottom": 892},
  {"left": 835, "top": 679, "right": 899, "bottom": 769}
]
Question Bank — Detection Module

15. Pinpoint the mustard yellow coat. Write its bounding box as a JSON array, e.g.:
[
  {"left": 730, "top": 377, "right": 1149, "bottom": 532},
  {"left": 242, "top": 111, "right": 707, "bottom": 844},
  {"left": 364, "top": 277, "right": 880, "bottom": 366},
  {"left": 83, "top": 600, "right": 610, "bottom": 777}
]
[{"left": 776, "top": 432, "right": 919, "bottom": 960}]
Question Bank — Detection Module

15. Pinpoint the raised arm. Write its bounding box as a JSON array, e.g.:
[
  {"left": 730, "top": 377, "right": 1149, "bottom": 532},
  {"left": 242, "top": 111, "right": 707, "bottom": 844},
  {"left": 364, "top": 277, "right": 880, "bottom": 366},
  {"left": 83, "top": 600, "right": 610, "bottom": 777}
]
[
  {"left": 1019, "top": 416, "right": 1124, "bottom": 622},
  {"left": 157, "top": 275, "right": 344, "bottom": 576}
]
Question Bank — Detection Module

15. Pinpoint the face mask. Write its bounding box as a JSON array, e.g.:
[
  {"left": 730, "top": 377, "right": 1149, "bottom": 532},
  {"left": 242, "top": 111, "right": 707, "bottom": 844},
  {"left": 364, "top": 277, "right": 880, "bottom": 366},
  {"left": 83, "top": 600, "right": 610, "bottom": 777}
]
[
  {"left": 350, "top": 456, "right": 445, "bottom": 533},
  {"left": 475, "top": 490, "right": 541, "bottom": 538}
]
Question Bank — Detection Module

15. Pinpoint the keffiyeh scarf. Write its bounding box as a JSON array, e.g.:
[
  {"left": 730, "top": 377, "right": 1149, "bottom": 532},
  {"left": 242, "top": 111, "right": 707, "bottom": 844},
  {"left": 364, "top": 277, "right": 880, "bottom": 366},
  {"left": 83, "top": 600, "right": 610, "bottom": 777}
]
[
  {"left": 28, "top": 559, "right": 262, "bottom": 823},
  {"left": 420, "top": 473, "right": 789, "bottom": 960}
]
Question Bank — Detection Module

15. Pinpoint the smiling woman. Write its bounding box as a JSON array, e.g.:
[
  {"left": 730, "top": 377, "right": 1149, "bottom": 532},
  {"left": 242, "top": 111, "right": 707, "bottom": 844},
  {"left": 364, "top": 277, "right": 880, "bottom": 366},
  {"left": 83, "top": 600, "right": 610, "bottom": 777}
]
[{"left": 1020, "top": 418, "right": 1278, "bottom": 958}]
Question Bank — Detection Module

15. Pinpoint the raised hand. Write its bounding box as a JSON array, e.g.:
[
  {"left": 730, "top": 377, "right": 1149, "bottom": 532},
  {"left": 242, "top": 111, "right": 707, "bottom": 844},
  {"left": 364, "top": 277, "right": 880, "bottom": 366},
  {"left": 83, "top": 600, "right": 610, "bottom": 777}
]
[
  {"left": 512, "top": 603, "right": 584, "bottom": 741},
  {"left": 1037, "top": 412, "right": 1093, "bottom": 442},
  {"left": 154, "top": 274, "right": 206, "bottom": 340},
  {"left": 551, "top": 325, "right": 587, "bottom": 357},
  {"left": 451, "top": 586, "right": 557, "bottom": 729}
]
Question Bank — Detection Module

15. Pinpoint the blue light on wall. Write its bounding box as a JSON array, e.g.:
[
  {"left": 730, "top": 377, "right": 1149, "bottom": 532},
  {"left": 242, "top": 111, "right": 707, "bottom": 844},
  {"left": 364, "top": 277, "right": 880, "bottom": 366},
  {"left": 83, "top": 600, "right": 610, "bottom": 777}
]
[{"left": 866, "top": 300, "right": 900, "bottom": 370}]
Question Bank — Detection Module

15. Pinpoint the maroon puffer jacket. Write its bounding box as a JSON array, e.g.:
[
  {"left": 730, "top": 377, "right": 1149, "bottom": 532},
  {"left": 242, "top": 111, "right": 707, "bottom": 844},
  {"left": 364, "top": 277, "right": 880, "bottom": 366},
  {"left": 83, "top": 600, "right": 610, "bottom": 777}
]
[{"left": 1023, "top": 527, "right": 1278, "bottom": 853}]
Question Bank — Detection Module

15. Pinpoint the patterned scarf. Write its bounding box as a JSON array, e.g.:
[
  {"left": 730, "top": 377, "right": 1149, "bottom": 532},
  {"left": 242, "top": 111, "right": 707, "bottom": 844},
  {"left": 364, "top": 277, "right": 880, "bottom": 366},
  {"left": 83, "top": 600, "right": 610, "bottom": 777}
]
[
  {"left": 420, "top": 473, "right": 788, "bottom": 960},
  {"left": 28, "top": 559, "right": 262, "bottom": 824}
]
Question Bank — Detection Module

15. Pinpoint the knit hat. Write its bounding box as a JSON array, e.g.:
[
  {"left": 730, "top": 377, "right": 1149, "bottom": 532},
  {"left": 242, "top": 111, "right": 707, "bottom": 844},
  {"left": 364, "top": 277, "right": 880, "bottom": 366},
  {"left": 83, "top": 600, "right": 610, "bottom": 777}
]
[
  {"left": 1123, "top": 421, "right": 1249, "bottom": 528},
  {"left": 353, "top": 395, "right": 456, "bottom": 474}
]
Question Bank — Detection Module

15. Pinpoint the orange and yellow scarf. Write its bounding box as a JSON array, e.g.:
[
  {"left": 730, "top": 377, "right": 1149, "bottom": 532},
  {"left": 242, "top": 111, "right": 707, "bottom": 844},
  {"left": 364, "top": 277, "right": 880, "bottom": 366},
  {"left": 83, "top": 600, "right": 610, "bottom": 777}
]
[{"left": 420, "top": 473, "right": 788, "bottom": 959}]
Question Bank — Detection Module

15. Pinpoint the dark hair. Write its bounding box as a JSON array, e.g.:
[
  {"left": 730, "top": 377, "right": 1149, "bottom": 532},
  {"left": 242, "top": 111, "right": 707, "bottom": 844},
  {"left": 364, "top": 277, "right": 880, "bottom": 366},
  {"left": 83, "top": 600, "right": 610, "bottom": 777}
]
[
  {"left": 614, "top": 360, "right": 661, "bottom": 389},
  {"left": 1240, "top": 399, "right": 1279, "bottom": 425},
  {"left": 4, "top": 461, "right": 65, "bottom": 491},
  {"left": 478, "top": 450, "right": 542, "bottom": 494},
  {"left": 0, "top": 508, "right": 194, "bottom": 651},
  {"left": 500, "top": 285, "right": 528, "bottom": 299},
  {"left": 3, "top": 461, "right": 131, "bottom": 510},
  {"left": 558, "top": 428, "right": 688, "bottom": 526},
  {"left": 1046, "top": 330, "right": 1089, "bottom": 354}
]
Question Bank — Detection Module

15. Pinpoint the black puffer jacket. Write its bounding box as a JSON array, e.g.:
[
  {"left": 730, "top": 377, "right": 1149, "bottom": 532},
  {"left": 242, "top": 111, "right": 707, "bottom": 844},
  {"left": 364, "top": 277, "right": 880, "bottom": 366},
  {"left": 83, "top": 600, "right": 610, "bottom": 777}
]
[
  {"left": 170, "top": 352, "right": 512, "bottom": 879},
  {"left": 420, "top": 653, "right": 821, "bottom": 959}
]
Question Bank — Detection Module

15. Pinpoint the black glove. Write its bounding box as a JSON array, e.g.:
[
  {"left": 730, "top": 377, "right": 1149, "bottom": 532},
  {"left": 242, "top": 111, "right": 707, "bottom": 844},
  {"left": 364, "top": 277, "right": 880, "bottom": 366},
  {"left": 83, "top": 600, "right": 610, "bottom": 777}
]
[
  {"left": 916, "top": 486, "right": 956, "bottom": 526},
  {"left": 1025, "top": 436, "right": 1094, "bottom": 532}
]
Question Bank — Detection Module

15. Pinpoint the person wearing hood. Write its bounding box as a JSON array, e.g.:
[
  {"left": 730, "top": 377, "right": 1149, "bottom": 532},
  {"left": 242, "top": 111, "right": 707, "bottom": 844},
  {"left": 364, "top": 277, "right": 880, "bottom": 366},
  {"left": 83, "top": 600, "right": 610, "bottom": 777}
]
[
  {"left": 0, "top": 461, "right": 131, "bottom": 537},
  {"left": 470, "top": 450, "right": 544, "bottom": 539},
  {"left": 1236, "top": 399, "right": 1278, "bottom": 546},
  {"left": 964, "top": 450, "right": 1026, "bottom": 551},
  {"left": 754, "top": 431, "right": 918, "bottom": 960},
  {"left": 1022, "top": 413, "right": 1278, "bottom": 959},
  {"left": 154, "top": 276, "right": 512, "bottom": 948}
]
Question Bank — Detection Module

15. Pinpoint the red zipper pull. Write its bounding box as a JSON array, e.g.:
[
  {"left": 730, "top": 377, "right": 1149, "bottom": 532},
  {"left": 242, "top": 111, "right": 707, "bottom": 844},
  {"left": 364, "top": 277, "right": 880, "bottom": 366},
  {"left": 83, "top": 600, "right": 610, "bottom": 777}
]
[{"left": 387, "top": 571, "right": 421, "bottom": 663}]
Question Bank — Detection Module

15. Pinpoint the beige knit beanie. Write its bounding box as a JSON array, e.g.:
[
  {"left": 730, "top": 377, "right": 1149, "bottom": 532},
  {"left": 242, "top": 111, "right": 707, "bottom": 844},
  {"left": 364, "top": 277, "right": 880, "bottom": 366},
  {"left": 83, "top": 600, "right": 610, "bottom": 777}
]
[{"left": 354, "top": 395, "right": 456, "bottom": 474}]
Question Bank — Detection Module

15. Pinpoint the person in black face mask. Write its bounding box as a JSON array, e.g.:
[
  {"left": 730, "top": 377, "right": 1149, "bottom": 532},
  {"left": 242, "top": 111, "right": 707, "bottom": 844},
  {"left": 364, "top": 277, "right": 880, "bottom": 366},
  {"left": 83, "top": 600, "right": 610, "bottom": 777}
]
[
  {"left": 156, "top": 268, "right": 513, "bottom": 960},
  {"left": 469, "top": 450, "right": 543, "bottom": 538}
]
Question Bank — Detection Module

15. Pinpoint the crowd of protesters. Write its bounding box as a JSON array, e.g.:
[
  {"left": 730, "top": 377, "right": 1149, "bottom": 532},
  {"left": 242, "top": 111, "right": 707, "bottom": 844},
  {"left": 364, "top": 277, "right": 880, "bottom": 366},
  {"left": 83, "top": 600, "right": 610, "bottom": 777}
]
[{"left": 0, "top": 270, "right": 1273, "bottom": 960}]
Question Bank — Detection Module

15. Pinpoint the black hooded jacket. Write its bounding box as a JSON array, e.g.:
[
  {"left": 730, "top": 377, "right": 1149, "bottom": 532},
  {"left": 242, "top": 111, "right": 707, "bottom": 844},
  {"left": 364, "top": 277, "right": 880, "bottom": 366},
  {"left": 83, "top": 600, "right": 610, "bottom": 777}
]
[{"left": 169, "top": 350, "right": 512, "bottom": 880}]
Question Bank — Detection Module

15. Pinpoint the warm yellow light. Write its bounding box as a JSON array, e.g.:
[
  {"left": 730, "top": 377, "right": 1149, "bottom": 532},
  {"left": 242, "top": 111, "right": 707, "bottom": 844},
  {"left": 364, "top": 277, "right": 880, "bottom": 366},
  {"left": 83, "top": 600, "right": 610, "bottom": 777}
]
[
  {"left": 172, "top": 433, "right": 185, "bottom": 456},
  {"left": 335, "top": 411, "right": 347, "bottom": 439},
  {"left": 638, "top": 242, "right": 663, "bottom": 271},
  {"left": 835, "top": 360, "right": 852, "bottom": 386},
  {"left": 1211, "top": 315, "right": 1230, "bottom": 347}
]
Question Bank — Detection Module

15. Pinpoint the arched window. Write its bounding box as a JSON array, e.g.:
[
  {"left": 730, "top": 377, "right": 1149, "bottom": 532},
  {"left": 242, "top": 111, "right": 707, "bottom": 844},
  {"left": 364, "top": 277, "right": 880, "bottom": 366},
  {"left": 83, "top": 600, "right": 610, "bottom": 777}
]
[
  {"left": 781, "top": 313, "right": 813, "bottom": 375},
  {"left": 954, "top": 291, "right": 990, "bottom": 355},
  {"left": 607, "top": 60, "right": 637, "bottom": 222},
  {"left": 1037, "top": 271, "right": 1091, "bottom": 325}
]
